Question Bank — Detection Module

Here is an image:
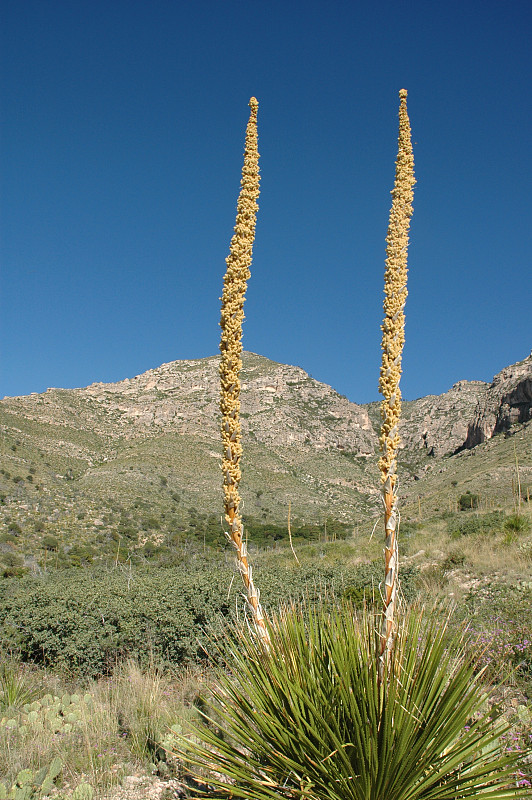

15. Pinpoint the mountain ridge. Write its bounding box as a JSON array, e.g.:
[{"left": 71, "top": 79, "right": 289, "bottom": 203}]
[{"left": 1, "top": 351, "right": 530, "bottom": 566}]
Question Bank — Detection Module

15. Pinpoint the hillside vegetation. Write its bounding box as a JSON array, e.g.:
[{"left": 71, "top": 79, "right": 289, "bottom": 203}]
[
  {"left": 1, "top": 352, "right": 531, "bottom": 576},
  {"left": 1, "top": 352, "right": 531, "bottom": 797}
]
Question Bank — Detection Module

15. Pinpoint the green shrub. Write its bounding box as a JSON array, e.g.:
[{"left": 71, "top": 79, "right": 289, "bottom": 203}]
[
  {"left": 0, "top": 562, "right": 418, "bottom": 677},
  {"left": 448, "top": 511, "right": 504, "bottom": 538},
  {"left": 441, "top": 549, "right": 466, "bottom": 571},
  {"left": 1, "top": 554, "right": 26, "bottom": 580},
  {"left": 116, "top": 524, "right": 137, "bottom": 540},
  {"left": 41, "top": 536, "right": 59, "bottom": 552},
  {"left": 67, "top": 545, "right": 94, "bottom": 566},
  {"left": 342, "top": 584, "right": 377, "bottom": 607},
  {"left": 0, "top": 566, "right": 232, "bottom": 677},
  {"left": 258, "top": 561, "right": 418, "bottom": 610},
  {"left": 7, "top": 523, "right": 22, "bottom": 536},
  {"left": 458, "top": 491, "right": 480, "bottom": 510},
  {"left": 397, "top": 520, "right": 421, "bottom": 538}
]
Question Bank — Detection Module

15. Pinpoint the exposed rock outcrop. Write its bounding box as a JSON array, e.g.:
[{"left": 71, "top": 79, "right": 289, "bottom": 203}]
[
  {"left": 460, "top": 353, "right": 532, "bottom": 450},
  {"left": 2, "top": 354, "right": 376, "bottom": 457},
  {"left": 397, "top": 379, "right": 488, "bottom": 457},
  {"left": 382, "top": 354, "right": 532, "bottom": 458}
]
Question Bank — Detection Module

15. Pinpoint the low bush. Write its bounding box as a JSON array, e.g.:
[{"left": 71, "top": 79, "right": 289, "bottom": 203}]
[
  {"left": 0, "top": 561, "right": 419, "bottom": 677},
  {"left": 448, "top": 511, "right": 504, "bottom": 538},
  {"left": 458, "top": 491, "right": 480, "bottom": 510},
  {"left": 7, "top": 523, "right": 22, "bottom": 536},
  {"left": 0, "top": 566, "right": 232, "bottom": 677},
  {"left": 41, "top": 536, "right": 59, "bottom": 551},
  {"left": 441, "top": 549, "right": 466, "bottom": 570}
]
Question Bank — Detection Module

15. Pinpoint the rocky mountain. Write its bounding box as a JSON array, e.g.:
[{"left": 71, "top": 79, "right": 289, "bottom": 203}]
[
  {"left": 388, "top": 353, "right": 531, "bottom": 459},
  {"left": 1, "top": 352, "right": 531, "bottom": 561},
  {"left": 3, "top": 354, "right": 376, "bottom": 454}
]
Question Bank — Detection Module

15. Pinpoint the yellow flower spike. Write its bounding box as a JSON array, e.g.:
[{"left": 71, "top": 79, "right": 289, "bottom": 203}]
[
  {"left": 378, "top": 89, "right": 415, "bottom": 679},
  {"left": 219, "top": 98, "right": 269, "bottom": 643}
]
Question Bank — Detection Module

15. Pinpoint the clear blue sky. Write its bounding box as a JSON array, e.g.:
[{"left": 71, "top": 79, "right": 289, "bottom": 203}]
[{"left": 1, "top": 0, "right": 531, "bottom": 403}]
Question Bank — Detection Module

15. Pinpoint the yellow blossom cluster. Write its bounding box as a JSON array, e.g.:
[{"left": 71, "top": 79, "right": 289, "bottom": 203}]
[
  {"left": 378, "top": 88, "right": 415, "bottom": 489},
  {"left": 219, "top": 98, "right": 267, "bottom": 638}
]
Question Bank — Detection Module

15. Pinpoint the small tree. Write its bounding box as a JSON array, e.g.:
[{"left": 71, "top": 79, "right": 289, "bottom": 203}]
[{"left": 459, "top": 491, "right": 480, "bottom": 510}]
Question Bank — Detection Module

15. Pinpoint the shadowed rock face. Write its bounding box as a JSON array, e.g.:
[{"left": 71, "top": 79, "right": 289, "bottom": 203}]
[
  {"left": 459, "top": 354, "right": 532, "bottom": 450},
  {"left": 397, "top": 379, "right": 488, "bottom": 458},
  {"left": 494, "top": 377, "right": 532, "bottom": 431},
  {"left": 393, "top": 354, "right": 532, "bottom": 457}
]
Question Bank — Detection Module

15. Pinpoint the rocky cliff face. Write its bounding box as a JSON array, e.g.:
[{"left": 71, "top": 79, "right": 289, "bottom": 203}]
[
  {"left": 461, "top": 354, "right": 532, "bottom": 449},
  {"left": 396, "top": 379, "right": 487, "bottom": 458},
  {"left": 391, "top": 353, "right": 532, "bottom": 458}
]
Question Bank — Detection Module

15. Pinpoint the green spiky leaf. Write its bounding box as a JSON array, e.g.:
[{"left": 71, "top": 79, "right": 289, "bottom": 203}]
[{"left": 174, "top": 605, "right": 530, "bottom": 800}]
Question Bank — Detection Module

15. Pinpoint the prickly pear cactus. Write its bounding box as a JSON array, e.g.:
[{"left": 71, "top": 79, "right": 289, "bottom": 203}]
[
  {"left": 0, "top": 758, "right": 62, "bottom": 800},
  {"left": 71, "top": 783, "right": 94, "bottom": 800},
  {"left": 1, "top": 692, "right": 94, "bottom": 738},
  {"left": 35, "top": 757, "right": 62, "bottom": 795}
]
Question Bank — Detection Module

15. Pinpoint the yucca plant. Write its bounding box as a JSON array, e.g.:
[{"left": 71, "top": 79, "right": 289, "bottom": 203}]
[
  {"left": 0, "top": 661, "right": 40, "bottom": 711},
  {"left": 219, "top": 97, "right": 269, "bottom": 642},
  {"left": 378, "top": 88, "right": 415, "bottom": 675},
  {"left": 174, "top": 91, "right": 532, "bottom": 800},
  {"left": 176, "top": 604, "right": 528, "bottom": 799}
]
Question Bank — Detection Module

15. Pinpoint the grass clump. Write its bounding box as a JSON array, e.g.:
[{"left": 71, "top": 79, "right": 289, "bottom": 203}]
[
  {"left": 504, "top": 514, "right": 530, "bottom": 536},
  {"left": 0, "top": 662, "right": 40, "bottom": 713},
  {"left": 0, "top": 659, "right": 205, "bottom": 794}
]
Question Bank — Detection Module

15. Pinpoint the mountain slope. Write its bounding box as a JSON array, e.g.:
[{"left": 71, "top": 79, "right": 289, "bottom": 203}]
[{"left": 1, "top": 352, "right": 531, "bottom": 565}]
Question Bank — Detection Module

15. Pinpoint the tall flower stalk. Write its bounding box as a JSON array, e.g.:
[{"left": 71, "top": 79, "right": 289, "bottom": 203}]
[
  {"left": 378, "top": 89, "right": 415, "bottom": 676},
  {"left": 219, "top": 97, "right": 269, "bottom": 642}
]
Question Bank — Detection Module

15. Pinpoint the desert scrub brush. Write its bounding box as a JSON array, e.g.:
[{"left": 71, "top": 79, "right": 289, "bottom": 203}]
[
  {"left": 219, "top": 97, "right": 269, "bottom": 643},
  {"left": 378, "top": 88, "right": 415, "bottom": 675}
]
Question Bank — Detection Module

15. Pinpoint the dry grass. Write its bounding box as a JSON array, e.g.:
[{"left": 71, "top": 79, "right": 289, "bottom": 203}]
[{"left": 0, "top": 659, "right": 206, "bottom": 796}]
